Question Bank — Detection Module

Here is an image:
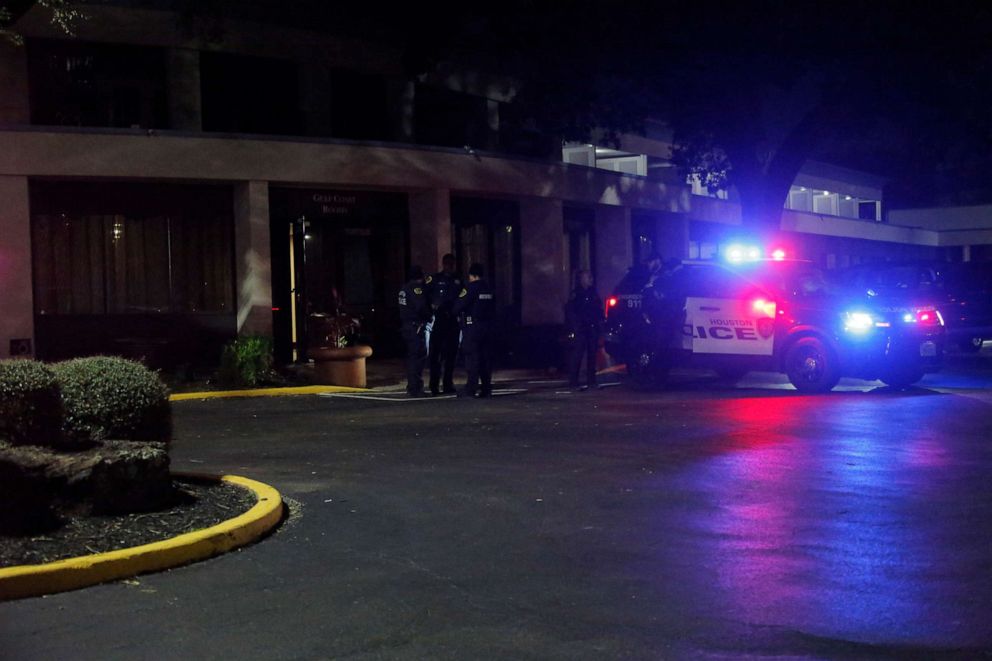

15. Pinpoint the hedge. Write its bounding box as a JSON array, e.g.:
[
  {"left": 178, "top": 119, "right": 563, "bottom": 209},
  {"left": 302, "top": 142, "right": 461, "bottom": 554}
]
[
  {"left": 0, "top": 359, "right": 63, "bottom": 447},
  {"left": 53, "top": 356, "right": 171, "bottom": 443}
]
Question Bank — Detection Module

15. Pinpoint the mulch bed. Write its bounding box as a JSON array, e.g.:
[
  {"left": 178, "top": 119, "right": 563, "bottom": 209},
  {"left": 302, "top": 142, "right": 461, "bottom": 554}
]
[{"left": 0, "top": 477, "right": 257, "bottom": 568}]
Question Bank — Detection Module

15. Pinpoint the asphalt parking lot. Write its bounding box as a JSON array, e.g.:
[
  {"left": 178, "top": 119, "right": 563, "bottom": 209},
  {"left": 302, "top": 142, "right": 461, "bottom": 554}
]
[{"left": 2, "top": 352, "right": 992, "bottom": 659}]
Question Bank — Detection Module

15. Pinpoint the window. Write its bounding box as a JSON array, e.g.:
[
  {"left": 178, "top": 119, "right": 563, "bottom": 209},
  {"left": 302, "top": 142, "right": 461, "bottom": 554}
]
[
  {"left": 28, "top": 39, "right": 167, "bottom": 128},
  {"left": 414, "top": 85, "right": 489, "bottom": 149},
  {"left": 564, "top": 206, "right": 596, "bottom": 285},
  {"left": 328, "top": 69, "right": 392, "bottom": 141},
  {"left": 858, "top": 201, "right": 880, "bottom": 221},
  {"left": 788, "top": 187, "right": 812, "bottom": 212},
  {"left": 813, "top": 192, "right": 838, "bottom": 215},
  {"left": 31, "top": 183, "right": 234, "bottom": 316},
  {"left": 201, "top": 52, "right": 302, "bottom": 135}
]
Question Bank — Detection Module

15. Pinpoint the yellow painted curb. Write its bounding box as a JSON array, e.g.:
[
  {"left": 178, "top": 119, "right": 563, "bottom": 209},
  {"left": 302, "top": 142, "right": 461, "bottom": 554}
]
[
  {"left": 170, "top": 384, "right": 366, "bottom": 401},
  {"left": 0, "top": 474, "right": 283, "bottom": 601}
]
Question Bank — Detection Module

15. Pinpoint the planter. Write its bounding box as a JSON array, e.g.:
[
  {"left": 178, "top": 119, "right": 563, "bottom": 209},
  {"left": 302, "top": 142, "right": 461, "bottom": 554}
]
[{"left": 310, "top": 345, "right": 373, "bottom": 388}]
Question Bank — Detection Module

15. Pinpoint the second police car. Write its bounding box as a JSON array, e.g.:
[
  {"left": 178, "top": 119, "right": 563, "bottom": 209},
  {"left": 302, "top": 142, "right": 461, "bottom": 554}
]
[{"left": 604, "top": 246, "right": 945, "bottom": 392}]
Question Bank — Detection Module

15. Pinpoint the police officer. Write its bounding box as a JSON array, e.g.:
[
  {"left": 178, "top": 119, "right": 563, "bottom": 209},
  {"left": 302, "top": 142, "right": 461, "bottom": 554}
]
[
  {"left": 614, "top": 252, "right": 663, "bottom": 297},
  {"left": 565, "top": 269, "right": 603, "bottom": 391},
  {"left": 453, "top": 263, "right": 495, "bottom": 398},
  {"left": 398, "top": 265, "right": 431, "bottom": 397},
  {"left": 427, "top": 253, "right": 461, "bottom": 396}
]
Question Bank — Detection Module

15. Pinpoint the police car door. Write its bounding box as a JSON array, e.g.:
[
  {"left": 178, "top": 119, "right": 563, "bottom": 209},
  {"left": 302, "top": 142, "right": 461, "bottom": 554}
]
[{"left": 682, "top": 266, "right": 776, "bottom": 356}]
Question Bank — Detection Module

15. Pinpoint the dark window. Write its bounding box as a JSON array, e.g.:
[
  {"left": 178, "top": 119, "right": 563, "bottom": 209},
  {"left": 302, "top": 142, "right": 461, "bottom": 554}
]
[
  {"left": 858, "top": 201, "right": 878, "bottom": 221},
  {"left": 31, "top": 183, "right": 234, "bottom": 315},
  {"left": 328, "top": 69, "right": 392, "bottom": 141},
  {"left": 676, "top": 264, "right": 764, "bottom": 299},
  {"left": 27, "top": 39, "right": 167, "bottom": 128},
  {"left": 201, "top": 52, "right": 302, "bottom": 135},
  {"left": 498, "top": 101, "right": 555, "bottom": 158},
  {"left": 414, "top": 84, "right": 488, "bottom": 149},
  {"left": 564, "top": 206, "right": 596, "bottom": 285}
]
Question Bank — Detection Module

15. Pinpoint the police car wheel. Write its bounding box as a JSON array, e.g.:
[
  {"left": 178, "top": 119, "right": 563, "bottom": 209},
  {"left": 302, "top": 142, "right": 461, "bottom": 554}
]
[
  {"left": 626, "top": 352, "right": 668, "bottom": 388},
  {"left": 960, "top": 337, "right": 984, "bottom": 353},
  {"left": 784, "top": 336, "right": 840, "bottom": 393}
]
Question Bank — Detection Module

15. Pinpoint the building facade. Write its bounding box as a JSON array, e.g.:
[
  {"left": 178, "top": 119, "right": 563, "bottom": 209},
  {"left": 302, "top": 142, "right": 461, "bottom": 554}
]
[{"left": 2, "top": 3, "right": 990, "bottom": 365}]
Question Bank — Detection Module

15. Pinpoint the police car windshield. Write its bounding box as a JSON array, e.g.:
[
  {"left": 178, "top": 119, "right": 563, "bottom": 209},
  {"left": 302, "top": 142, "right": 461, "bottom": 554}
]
[
  {"left": 864, "top": 265, "right": 938, "bottom": 292},
  {"left": 731, "top": 262, "right": 834, "bottom": 299}
]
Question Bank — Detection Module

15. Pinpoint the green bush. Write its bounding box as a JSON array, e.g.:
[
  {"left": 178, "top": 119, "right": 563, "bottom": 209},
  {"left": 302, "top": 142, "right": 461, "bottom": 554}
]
[
  {"left": 0, "top": 359, "right": 63, "bottom": 447},
  {"left": 218, "top": 336, "right": 276, "bottom": 387},
  {"left": 53, "top": 356, "right": 171, "bottom": 443}
]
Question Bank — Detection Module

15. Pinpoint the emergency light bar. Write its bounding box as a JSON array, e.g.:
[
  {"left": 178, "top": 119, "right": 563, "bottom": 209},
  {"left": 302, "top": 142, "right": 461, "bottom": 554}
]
[{"left": 724, "top": 244, "right": 761, "bottom": 263}]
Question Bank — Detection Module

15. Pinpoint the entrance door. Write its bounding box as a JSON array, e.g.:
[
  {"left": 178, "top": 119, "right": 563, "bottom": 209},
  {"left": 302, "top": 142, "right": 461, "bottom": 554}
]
[
  {"left": 271, "top": 189, "right": 408, "bottom": 363},
  {"left": 451, "top": 197, "right": 522, "bottom": 361}
]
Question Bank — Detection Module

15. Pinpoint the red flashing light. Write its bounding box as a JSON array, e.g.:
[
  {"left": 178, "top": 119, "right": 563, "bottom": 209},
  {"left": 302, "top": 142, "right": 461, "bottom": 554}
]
[
  {"left": 771, "top": 248, "right": 787, "bottom": 261},
  {"left": 271, "top": 307, "right": 281, "bottom": 311},
  {"left": 606, "top": 296, "right": 618, "bottom": 315},
  {"left": 913, "top": 306, "right": 942, "bottom": 326},
  {"left": 752, "top": 299, "right": 777, "bottom": 317}
]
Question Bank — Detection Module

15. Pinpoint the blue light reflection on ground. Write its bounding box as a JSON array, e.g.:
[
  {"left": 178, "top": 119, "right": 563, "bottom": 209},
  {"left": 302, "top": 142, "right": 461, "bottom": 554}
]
[{"left": 649, "top": 393, "right": 992, "bottom": 648}]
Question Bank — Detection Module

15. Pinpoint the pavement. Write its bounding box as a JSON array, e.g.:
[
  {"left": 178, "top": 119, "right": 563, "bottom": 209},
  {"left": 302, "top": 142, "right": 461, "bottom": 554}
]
[{"left": 2, "top": 352, "right": 992, "bottom": 659}]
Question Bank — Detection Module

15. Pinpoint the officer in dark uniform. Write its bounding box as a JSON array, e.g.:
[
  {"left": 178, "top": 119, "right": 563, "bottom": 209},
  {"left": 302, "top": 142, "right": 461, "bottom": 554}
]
[
  {"left": 453, "top": 263, "right": 495, "bottom": 398},
  {"left": 398, "top": 265, "right": 431, "bottom": 397},
  {"left": 427, "top": 253, "right": 461, "bottom": 396},
  {"left": 565, "top": 269, "right": 603, "bottom": 390}
]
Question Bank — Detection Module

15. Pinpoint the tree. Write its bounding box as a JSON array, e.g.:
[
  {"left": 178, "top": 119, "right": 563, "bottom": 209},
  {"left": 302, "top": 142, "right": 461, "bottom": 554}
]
[
  {"left": 0, "top": 0, "right": 82, "bottom": 45},
  {"left": 402, "top": 1, "right": 992, "bottom": 229}
]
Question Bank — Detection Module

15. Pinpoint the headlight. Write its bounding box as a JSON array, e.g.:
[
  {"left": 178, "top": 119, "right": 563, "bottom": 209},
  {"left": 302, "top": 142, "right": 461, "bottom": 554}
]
[{"left": 843, "top": 311, "right": 874, "bottom": 333}]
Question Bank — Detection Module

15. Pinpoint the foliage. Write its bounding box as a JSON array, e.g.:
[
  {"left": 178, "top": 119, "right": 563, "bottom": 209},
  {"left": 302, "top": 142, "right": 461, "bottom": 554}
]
[
  {"left": 53, "top": 356, "right": 171, "bottom": 443},
  {"left": 0, "top": 359, "right": 63, "bottom": 447},
  {"left": 218, "top": 335, "right": 277, "bottom": 386},
  {"left": 312, "top": 312, "right": 361, "bottom": 349},
  {"left": 1, "top": 0, "right": 84, "bottom": 45},
  {"left": 401, "top": 2, "right": 992, "bottom": 220}
]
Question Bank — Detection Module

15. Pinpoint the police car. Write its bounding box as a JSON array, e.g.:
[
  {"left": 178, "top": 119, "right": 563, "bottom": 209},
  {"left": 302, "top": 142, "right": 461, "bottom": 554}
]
[{"left": 604, "top": 247, "right": 945, "bottom": 392}]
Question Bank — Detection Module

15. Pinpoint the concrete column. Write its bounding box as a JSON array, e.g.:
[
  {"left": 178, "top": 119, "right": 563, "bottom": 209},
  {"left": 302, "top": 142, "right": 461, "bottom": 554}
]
[
  {"left": 520, "top": 197, "right": 566, "bottom": 325},
  {"left": 595, "top": 204, "right": 632, "bottom": 295},
  {"left": 166, "top": 48, "right": 202, "bottom": 131},
  {"left": 408, "top": 189, "right": 451, "bottom": 272},
  {"left": 234, "top": 181, "right": 273, "bottom": 337},
  {"left": 0, "top": 42, "right": 30, "bottom": 124},
  {"left": 0, "top": 176, "right": 34, "bottom": 358}
]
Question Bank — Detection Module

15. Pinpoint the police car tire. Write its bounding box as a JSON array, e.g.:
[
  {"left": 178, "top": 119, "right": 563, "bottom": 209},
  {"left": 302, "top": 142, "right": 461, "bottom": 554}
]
[
  {"left": 784, "top": 336, "right": 840, "bottom": 393},
  {"left": 959, "top": 337, "right": 983, "bottom": 353},
  {"left": 626, "top": 352, "right": 668, "bottom": 388}
]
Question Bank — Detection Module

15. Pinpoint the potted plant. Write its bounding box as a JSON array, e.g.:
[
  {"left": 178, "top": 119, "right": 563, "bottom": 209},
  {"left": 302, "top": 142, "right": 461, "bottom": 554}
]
[{"left": 308, "top": 311, "right": 372, "bottom": 388}]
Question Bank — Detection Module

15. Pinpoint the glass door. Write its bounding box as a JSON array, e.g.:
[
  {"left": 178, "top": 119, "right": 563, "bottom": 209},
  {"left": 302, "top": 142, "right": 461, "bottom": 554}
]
[{"left": 451, "top": 197, "right": 522, "bottom": 360}]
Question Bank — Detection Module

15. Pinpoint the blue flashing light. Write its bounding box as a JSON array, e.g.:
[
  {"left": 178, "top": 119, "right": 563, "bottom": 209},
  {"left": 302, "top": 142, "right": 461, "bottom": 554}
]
[
  {"left": 725, "top": 244, "right": 761, "bottom": 263},
  {"left": 844, "top": 311, "right": 874, "bottom": 333}
]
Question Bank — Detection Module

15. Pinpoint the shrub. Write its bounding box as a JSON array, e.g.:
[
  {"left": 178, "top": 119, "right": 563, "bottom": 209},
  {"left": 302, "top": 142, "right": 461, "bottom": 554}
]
[
  {"left": 218, "top": 336, "right": 276, "bottom": 387},
  {"left": 0, "top": 359, "right": 63, "bottom": 447},
  {"left": 53, "top": 356, "right": 171, "bottom": 443}
]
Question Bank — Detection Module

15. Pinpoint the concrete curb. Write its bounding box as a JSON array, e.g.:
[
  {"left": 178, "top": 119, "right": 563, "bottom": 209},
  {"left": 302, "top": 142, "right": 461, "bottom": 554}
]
[
  {"left": 0, "top": 474, "right": 283, "bottom": 601},
  {"left": 169, "top": 385, "right": 365, "bottom": 401}
]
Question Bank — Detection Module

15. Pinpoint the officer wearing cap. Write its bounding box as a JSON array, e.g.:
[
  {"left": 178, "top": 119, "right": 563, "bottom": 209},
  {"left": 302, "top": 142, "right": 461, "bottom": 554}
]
[
  {"left": 398, "top": 265, "right": 431, "bottom": 397},
  {"left": 453, "top": 263, "right": 495, "bottom": 398},
  {"left": 427, "top": 253, "right": 461, "bottom": 396}
]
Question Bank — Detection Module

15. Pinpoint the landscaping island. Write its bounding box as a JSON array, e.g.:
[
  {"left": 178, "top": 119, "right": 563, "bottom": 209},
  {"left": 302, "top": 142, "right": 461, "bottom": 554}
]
[{"left": 0, "top": 356, "right": 281, "bottom": 599}]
